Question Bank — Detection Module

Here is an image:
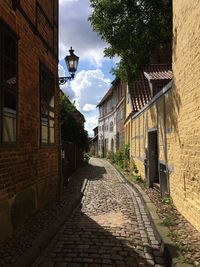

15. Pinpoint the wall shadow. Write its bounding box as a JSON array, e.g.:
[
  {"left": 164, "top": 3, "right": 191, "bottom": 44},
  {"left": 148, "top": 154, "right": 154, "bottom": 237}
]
[
  {"left": 38, "top": 203, "right": 166, "bottom": 266},
  {"left": 165, "top": 80, "right": 182, "bottom": 145}
]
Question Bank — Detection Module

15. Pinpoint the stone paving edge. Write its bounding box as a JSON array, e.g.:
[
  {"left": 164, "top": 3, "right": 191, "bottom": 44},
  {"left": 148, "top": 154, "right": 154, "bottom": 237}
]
[
  {"left": 111, "top": 162, "right": 193, "bottom": 267},
  {"left": 4, "top": 178, "right": 88, "bottom": 267}
]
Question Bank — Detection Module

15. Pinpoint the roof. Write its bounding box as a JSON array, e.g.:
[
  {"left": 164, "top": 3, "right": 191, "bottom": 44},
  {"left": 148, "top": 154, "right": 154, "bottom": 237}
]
[
  {"left": 93, "top": 126, "right": 98, "bottom": 131},
  {"left": 96, "top": 78, "right": 120, "bottom": 107},
  {"left": 73, "top": 109, "right": 85, "bottom": 123},
  {"left": 144, "top": 69, "right": 172, "bottom": 81},
  {"left": 129, "top": 64, "right": 172, "bottom": 112},
  {"left": 90, "top": 133, "right": 98, "bottom": 142},
  {"left": 97, "top": 86, "right": 113, "bottom": 107}
]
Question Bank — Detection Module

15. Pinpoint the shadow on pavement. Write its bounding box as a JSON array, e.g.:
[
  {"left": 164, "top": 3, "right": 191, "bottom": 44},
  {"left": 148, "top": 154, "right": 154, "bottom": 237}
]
[{"left": 38, "top": 202, "right": 165, "bottom": 266}]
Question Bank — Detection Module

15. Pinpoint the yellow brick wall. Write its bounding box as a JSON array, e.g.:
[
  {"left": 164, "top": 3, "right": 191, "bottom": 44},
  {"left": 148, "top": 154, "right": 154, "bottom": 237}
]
[
  {"left": 170, "top": 0, "right": 200, "bottom": 231},
  {"left": 131, "top": 104, "right": 159, "bottom": 181}
]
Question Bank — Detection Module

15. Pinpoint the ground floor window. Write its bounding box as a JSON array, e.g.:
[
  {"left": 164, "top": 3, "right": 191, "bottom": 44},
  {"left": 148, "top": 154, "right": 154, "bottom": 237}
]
[
  {"left": 0, "top": 20, "right": 18, "bottom": 144},
  {"left": 40, "top": 63, "right": 55, "bottom": 145}
]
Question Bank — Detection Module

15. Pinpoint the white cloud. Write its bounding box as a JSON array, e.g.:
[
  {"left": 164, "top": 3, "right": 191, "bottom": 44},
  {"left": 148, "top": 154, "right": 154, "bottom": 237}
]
[
  {"left": 84, "top": 115, "right": 99, "bottom": 136},
  {"left": 65, "top": 69, "right": 111, "bottom": 136},
  {"left": 82, "top": 104, "right": 96, "bottom": 112},
  {"left": 59, "top": 0, "right": 108, "bottom": 67},
  {"left": 69, "top": 69, "right": 111, "bottom": 111},
  {"left": 59, "top": 0, "right": 117, "bottom": 136},
  {"left": 58, "top": 63, "right": 66, "bottom": 77}
]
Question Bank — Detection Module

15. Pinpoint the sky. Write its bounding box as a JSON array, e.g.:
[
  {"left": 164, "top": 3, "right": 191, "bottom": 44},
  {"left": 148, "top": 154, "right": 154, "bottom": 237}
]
[{"left": 59, "top": 0, "right": 118, "bottom": 136}]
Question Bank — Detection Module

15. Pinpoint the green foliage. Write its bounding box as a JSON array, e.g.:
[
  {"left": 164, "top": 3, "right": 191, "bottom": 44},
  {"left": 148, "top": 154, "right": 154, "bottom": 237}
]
[
  {"left": 161, "top": 214, "right": 175, "bottom": 227},
  {"left": 131, "top": 160, "right": 139, "bottom": 174},
  {"left": 108, "top": 144, "right": 130, "bottom": 171},
  {"left": 60, "top": 94, "right": 89, "bottom": 150},
  {"left": 129, "top": 159, "right": 144, "bottom": 185},
  {"left": 89, "top": 0, "right": 172, "bottom": 82},
  {"left": 162, "top": 196, "right": 173, "bottom": 205},
  {"left": 130, "top": 173, "right": 143, "bottom": 184}
]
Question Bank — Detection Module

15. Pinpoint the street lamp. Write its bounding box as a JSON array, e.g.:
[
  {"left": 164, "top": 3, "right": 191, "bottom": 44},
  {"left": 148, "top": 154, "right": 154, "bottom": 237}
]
[{"left": 58, "top": 47, "right": 79, "bottom": 85}]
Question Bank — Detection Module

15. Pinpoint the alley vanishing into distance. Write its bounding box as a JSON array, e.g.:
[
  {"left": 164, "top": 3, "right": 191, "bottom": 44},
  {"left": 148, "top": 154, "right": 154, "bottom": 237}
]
[{"left": 33, "top": 158, "right": 165, "bottom": 267}]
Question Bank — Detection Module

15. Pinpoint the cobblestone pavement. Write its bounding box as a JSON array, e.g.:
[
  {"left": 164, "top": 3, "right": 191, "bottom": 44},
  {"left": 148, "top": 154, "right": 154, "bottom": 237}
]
[{"left": 33, "top": 158, "right": 166, "bottom": 267}]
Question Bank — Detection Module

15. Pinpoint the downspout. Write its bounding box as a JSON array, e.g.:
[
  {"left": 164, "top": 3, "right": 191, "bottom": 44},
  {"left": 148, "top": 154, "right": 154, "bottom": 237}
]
[
  {"left": 58, "top": 89, "right": 64, "bottom": 196},
  {"left": 163, "top": 96, "right": 170, "bottom": 195}
]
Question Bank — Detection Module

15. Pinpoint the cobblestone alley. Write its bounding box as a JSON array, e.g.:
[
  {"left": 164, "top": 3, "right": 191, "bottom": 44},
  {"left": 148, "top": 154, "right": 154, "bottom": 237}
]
[{"left": 33, "top": 158, "right": 165, "bottom": 267}]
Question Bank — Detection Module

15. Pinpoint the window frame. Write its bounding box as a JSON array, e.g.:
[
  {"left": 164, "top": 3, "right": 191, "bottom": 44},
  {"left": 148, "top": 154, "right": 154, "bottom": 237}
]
[
  {"left": 39, "top": 61, "right": 56, "bottom": 146},
  {"left": 110, "top": 121, "right": 113, "bottom": 132},
  {"left": 0, "top": 19, "right": 18, "bottom": 146}
]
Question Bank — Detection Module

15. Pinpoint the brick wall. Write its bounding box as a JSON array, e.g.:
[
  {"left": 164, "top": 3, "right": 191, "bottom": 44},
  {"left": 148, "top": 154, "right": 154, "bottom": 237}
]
[
  {"left": 130, "top": 76, "right": 200, "bottom": 231},
  {"left": 125, "top": 0, "right": 200, "bottom": 233},
  {"left": 130, "top": 104, "right": 158, "bottom": 179},
  {"left": 169, "top": 0, "right": 200, "bottom": 231},
  {"left": 0, "top": 0, "right": 60, "bottom": 240}
]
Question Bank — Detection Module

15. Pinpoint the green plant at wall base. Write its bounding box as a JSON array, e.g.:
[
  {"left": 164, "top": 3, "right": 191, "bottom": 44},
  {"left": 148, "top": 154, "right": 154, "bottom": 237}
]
[
  {"left": 162, "top": 196, "right": 173, "bottom": 205},
  {"left": 161, "top": 214, "right": 175, "bottom": 227},
  {"left": 107, "top": 145, "right": 130, "bottom": 171},
  {"left": 178, "top": 244, "right": 193, "bottom": 264},
  {"left": 130, "top": 173, "right": 143, "bottom": 184},
  {"left": 107, "top": 151, "right": 115, "bottom": 163},
  {"left": 167, "top": 231, "right": 178, "bottom": 239}
]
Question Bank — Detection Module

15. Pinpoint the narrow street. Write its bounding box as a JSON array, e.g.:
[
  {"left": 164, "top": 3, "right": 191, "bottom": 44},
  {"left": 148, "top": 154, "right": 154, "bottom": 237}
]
[{"left": 33, "top": 158, "right": 165, "bottom": 267}]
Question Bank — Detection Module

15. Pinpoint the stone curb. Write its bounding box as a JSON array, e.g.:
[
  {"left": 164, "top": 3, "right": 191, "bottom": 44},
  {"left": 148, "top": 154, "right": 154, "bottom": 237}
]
[
  {"left": 5, "top": 178, "right": 88, "bottom": 267},
  {"left": 111, "top": 163, "right": 193, "bottom": 267}
]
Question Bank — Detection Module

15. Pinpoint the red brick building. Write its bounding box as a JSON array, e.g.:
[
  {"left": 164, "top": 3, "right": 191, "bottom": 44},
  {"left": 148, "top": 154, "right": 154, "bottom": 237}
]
[{"left": 0, "top": 0, "right": 60, "bottom": 240}]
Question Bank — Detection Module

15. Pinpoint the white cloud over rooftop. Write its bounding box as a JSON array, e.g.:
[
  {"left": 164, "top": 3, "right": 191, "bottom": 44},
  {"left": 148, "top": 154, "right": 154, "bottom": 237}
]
[{"left": 70, "top": 69, "right": 111, "bottom": 111}]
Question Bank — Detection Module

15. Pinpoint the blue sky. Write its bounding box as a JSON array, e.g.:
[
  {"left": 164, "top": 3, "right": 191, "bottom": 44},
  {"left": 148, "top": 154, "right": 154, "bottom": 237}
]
[{"left": 59, "top": 0, "right": 118, "bottom": 136}]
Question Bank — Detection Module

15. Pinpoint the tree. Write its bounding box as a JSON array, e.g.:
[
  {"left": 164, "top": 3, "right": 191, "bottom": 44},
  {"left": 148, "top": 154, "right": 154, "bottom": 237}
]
[
  {"left": 89, "top": 0, "right": 172, "bottom": 82},
  {"left": 60, "top": 94, "right": 89, "bottom": 151}
]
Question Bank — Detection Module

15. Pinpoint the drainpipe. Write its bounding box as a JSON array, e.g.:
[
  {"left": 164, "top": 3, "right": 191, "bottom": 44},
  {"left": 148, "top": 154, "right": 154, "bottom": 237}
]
[{"left": 59, "top": 92, "right": 64, "bottom": 197}]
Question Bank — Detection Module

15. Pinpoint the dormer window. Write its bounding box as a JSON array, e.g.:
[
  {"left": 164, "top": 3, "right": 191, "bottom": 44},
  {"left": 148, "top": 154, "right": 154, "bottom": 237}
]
[{"left": 152, "top": 83, "right": 165, "bottom": 96}]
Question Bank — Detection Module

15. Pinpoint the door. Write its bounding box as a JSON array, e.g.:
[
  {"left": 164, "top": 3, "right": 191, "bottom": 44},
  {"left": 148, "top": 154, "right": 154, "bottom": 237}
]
[{"left": 147, "top": 130, "right": 159, "bottom": 187}]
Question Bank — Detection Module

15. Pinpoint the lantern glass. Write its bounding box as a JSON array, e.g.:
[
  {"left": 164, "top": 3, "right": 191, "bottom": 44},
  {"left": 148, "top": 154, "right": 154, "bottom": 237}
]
[{"left": 65, "top": 47, "right": 79, "bottom": 74}]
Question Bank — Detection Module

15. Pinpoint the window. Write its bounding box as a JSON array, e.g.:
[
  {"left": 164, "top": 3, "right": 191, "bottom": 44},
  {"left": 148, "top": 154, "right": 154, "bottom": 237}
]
[
  {"left": 110, "top": 121, "right": 113, "bottom": 132},
  {"left": 40, "top": 63, "right": 55, "bottom": 144},
  {"left": 153, "top": 83, "right": 165, "bottom": 96},
  {"left": 0, "top": 21, "right": 18, "bottom": 144}
]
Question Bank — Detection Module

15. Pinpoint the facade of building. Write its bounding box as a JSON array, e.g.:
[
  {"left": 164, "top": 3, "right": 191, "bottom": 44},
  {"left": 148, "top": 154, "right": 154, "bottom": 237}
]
[
  {"left": 98, "top": 79, "right": 125, "bottom": 157},
  {"left": 168, "top": 0, "right": 200, "bottom": 231},
  {"left": 89, "top": 126, "right": 98, "bottom": 156},
  {"left": 73, "top": 109, "right": 85, "bottom": 126},
  {"left": 125, "top": 0, "right": 200, "bottom": 232},
  {"left": 0, "top": 0, "right": 60, "bottom": 240},
  {"left": 125, "top": 64, "right": 172, "bottom": 192}
]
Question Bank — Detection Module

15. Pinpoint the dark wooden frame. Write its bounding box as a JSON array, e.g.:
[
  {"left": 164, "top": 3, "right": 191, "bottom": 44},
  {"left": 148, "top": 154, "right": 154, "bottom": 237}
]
[
  {"left": 39, "top": 61, "right": 56, "bottom": 146},
  {"left": 0, "top": 19, "right": 18, "bottom": 146}
]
